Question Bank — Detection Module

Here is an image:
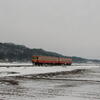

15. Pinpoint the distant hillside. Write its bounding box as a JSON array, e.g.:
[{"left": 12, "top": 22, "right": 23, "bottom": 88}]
[
  {"left": 0, "top": 42, "right": 100, "bottom": 63},
  {"left": 71, "top": 56, "right": 100, "bottom": 63}
]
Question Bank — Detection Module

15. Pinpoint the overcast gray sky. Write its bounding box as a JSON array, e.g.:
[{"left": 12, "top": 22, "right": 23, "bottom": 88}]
[{"left": 0, "top": 0, "right": 100, "bottom": 59}]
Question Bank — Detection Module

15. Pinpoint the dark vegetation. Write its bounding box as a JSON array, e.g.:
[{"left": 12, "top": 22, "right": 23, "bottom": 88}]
[{"left": 0, "top": 42, "right": 100, "bottom": 63}]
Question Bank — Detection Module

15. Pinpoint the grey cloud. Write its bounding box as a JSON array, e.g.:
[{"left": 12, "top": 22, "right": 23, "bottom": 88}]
[{"left": 0, "top": 0, "right": 100, "bottom": 59}]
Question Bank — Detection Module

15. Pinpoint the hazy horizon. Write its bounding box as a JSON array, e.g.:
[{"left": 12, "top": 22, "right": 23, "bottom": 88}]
[{"left": 0, "top": 0, "right": 100, "bottom": 59}]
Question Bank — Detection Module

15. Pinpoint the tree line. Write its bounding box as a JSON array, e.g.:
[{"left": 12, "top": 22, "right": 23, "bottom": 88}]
[{"left": 0, "top": 42, "right": 100, "bottom": 63}]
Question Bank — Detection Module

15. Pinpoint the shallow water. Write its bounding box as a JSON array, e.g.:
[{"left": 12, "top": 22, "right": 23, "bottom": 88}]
[{"left": 0, "top": 65, "right": 100, "bottom": 100}]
